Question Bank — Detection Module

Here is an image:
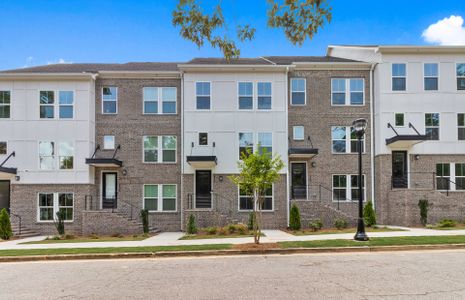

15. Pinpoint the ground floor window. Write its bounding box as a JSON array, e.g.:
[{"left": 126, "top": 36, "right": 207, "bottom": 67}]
[
  {"left": 38, "top": 193, "right": 74, "bottom": 222},
  {"left": 436, "top": 163, "right": 465, "bottom": 191},
  {"left": 239, "top": 185, "right": 273, "bottom": 211},
  {"left": 143, "top": 184, "right": 176, "bottom": 212},
  {"left": 332, "top": 174, "right": 365, "bottom": 202}
]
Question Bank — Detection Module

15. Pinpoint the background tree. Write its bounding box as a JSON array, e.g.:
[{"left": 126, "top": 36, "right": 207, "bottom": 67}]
[
  {"left": 172, "top": 0, "right": 332, "bottom": 60},
  {"left": 230, "top": 148, "right": 284, "bottom": 244}
]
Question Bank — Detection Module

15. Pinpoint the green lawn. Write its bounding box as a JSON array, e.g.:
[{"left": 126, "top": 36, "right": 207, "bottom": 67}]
[
  {"left": 279, "top": 235, "right": 465, "bottom": 248},
  {"left": 428, "top": 225, "right": 465, "bottom": 230},
  {"left": 180, "top": 233, "right": 265, "bottom": 240},
  {"left": 0, "top": 244, "right": 233, "bottom": 257},
  {"left": 288, "top": 226, "right": 405, "bottom": 236},
  {"left": 21, "top": 235, "right": 149, "bottom": 245}
]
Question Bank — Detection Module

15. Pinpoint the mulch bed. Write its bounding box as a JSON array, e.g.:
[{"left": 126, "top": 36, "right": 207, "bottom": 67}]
[{"left": 233, "top": 243, "right": 279, "bottom": 251}]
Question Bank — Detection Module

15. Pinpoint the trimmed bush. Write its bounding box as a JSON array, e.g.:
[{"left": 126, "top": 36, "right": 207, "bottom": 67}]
[
  {"left": 235, "top": 223, "right": 248, "bottom": 235},
  {"left": 363, "top": 201, "right": 376, "bottom": 227},
  {"left": 289, "top": 204, "right": 301, "bottom": 231},
  {"left": 54, "top": 211, "right": 65, "bottom": 236},
  {"left": 309, "top": 219, "right": 323, "bottom": 232},
  {"left": 186, "top": 214, "right": 197, "bottom": 234},
  {"left": 438, "top": 219, "right": 457, "bottom": 228},
  {"left": 0, "top": 208, "right": 13, "bottom": 240},
  {"left": 418, "top": 198, "right": 429, "bottom": 226},
  {"left": 334, "top": 218, "right": 348, "bottom": 230},
  {"left": 206, "top": 227, "right": 217, "bottom": 235},
  {"left": 140, "top": 209, "right": 149, "bottom": 234},
  {"left": 227, "top": 224, "right": 236, "bottom": 233},
  {"left": 247, "top": 212, "right": 255, "bottom": 230},
  {"left": 218, "top": 226, "right": 227, "bottom": 235}
]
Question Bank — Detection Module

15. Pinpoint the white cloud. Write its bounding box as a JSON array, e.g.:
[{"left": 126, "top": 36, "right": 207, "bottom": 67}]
[
  {"left": 422, "top": 15, "right": 465, "bottom": 45},
  {"left": 23, "top": 56, "right": 34, "bottom": 68},
  {"left": 47, "top": 58, "right": 73, "bottom": 65}
]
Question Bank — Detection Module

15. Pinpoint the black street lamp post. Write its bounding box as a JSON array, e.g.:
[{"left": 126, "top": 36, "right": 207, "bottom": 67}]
[{"left": 353, "top": 118, "right": 369, "bottom": 241}]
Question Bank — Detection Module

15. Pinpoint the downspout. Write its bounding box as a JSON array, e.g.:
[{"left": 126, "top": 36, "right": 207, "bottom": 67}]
[
  {"left": 285, "top": 66, "right": 290, "bottom": 227},
  {"left": 180, "top": 71, "right": 185, "bottom": 231},
  {"left": 370, "top": 63, "right": 377, "bottom": 211}
]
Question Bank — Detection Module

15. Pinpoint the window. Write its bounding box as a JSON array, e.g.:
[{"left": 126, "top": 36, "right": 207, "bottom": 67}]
[
  {"left": 239, "top": 133, "right": 254, "bottom": 159},
  {"left": 58, "top": 142, "right": 74, "bottom": 170},
  {"left": 293, "top": 126, "right": 304, "bottom": 140},
  {"left": 38, "top": 193, "right": 73, "bottom": 222},
  {"left": 331, "top": 78, "right": 364, "bottom": 105},
  {"left": 144, "top": 87, "right": 176, "bottom": 114},
  {"left": 196, "top": 82, "right": 211, "bottom": 110},
  {"left": 290, "top": 78, "right": 306, "bottom": 105},
  {"left": 0, "top": 91, "right": 10, "bottom": 118},
  {"left": 239, "top": 185, "right": 272, "bottom": 211},
  {"left": 59, "top": 91, "right": 74, "bottom": 118},
  {"left": 258, "top": 132, "right": 272, "bottom": 155},
  {"left": 238, "top": 82, "right": 253, "bottom": 110},
  {"left": 39, "top": 141, "right": 55, "bottom": 169},
  {"left": 102, "top": 87, "right": 117, "bottom": 114},
  {"left": 457, "top": 63, "right": 465, "bottom": 90},
  {"left": 143, "top": 184, "right": 176, "bottom": 212},
  {"left": 425, "top": 113, "right": 440, "bottom": 140},
  {"left": 143, "top": 136, "right": 176, "bottom": 163},
  {"left": 143, "top": 87, "right": 158, "bottom": 114},
  {"left": 392, "top": 63, "right": 406, "bottom": 91},
  {"left": 436, "top": 163, "right": 450, "bottom": 190},
  {"left": 39, "top": 91, "right": 54, "bottom": 118},
  {"left": 332, "top": 174, "right": 365, "bottom": 201},
  {"left": 456, "top": 163, "right": 465, "bottom": 190},
  {"left": 257, "top": 82, "right": 272, "bottom": 109},
  {"left": 199, "top": 132, "right": 208, "bottom": 146},
  {"left": 458, "top": 114, "right": 465, "bottom": 140},
  {"left": 331, "top": 127, "right": 364, "bottom": 154},
  {"left": 424, "top": 63, "right": 438, "bottom": 91},
  {"left": 162, "top": 87, "right": 176, "bottom": 114},
  {"left": 103, "top": 135, "right": 115, "bottom": 150},
  {"left": 395, "top": 113, "right": 405, "bottom": 127},
  {"left": 0, "top": 142, "right": 6, "bottom": 155}
]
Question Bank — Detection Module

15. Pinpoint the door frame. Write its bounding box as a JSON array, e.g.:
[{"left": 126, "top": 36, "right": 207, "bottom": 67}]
[
  {"left": 101, "top": 171, "right": 118, "bottom": 209},
  {"left": 391, "top": 150, "right": 409, "bottom": 188},
  {"left": 290, "top": 161, "right": 308, "bottom": 200},
  {"left": 0, "top": 180, "right": 10, "bottom": 212},
  {"left": 194, "top": 169, "right": 213, "bottom": 209}
]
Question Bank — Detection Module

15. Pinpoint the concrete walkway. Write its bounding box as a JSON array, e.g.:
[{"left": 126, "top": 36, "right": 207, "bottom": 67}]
[{"left": 1, "top": 226, "right": 465, "bottom": 250}]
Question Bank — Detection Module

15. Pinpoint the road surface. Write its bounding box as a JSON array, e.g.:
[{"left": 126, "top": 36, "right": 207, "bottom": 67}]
[{"left": 2, "top": 250, "right": 465, "bottom": 299}]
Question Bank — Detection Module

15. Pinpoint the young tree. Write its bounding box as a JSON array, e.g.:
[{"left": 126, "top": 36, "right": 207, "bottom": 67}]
[
  {"left": 230, "top": 148, "right": 284, "bottom": 244},
  {"left": 0, "top": 208, "right": 13, "bottom": 240},
  {"left": 172, "top": 0, "right": 332, "bottom": 60}
]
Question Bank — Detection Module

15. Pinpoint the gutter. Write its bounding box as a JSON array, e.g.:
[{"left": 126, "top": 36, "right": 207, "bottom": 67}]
[
  {"left": 370, "top": 62, "right": 378, "bottom": 211},
  {"left": 0, "top": 72, "right": 96, "bottom": 80},
  {"left": 180, "top": 70, "right": 185, "bottom": 232},
  {"left": 285, "top": 66, "right": 290, "bottom": 227}
]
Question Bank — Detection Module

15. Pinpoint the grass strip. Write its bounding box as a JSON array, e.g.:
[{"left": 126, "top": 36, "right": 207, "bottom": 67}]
[
  {"left": 21, "top": 236, "right": 149, "bottom": 245},
  {"left": 289, "top": 227, "right": 405, "bottom": 236}
]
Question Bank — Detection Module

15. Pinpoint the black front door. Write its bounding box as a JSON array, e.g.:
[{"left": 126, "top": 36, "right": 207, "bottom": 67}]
[
  {"left": 291, "top": 163, "right": 307, "bottom": 199},
  {"left": 102, "top": 172, "right": 117, "bottom": 209},
  {"left": 392, "top": 151, "right": 408, "bottom": 188},
  {"left": 195, "top": 170, "right": 212, "bottom": 208},
  {"left": 0, "top": 181, "right": 10, "bottom": 212}
]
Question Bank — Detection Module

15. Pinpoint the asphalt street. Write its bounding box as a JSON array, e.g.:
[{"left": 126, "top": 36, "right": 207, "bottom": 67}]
[{"left": 2, "top": 250, "right": 465, "bottom": 299}]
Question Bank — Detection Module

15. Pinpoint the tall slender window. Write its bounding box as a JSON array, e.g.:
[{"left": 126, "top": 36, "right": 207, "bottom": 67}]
[
  {"left": 143, "top": 136, "right": 158, "bottom": 162},
  {"left": 457, "top": 63, "right": 465, "bottom": 90},
  {"left": 436, "top": 163, "right": 450, "bottom": 190},
  {"left": 424, "top": 63, "right": 438, "bottom": 91},
  {"left": 162, "top": 136, "right": 176, "bottom": 162},
  {"left": 238, "top": 82, "right": 253, "bottom": 109},
  {"left": 239, "top": 133, "right": 253, "bottom": 159},
  {"left": 0, "top": 91, "right": 10, "bottom": 118},
  {"left": 39, "top": 142, "right": 55, "bottom": 169},
  {"left": 143, "top": 87, "right": 158, "bottom": 114},
  {"left": 331, "top": 79, "right": 346, "bottom": 105},
  {"left": 258, "top": 132, "right": 272, "bottom": 155},
  {"left": 290, "top": 78, "right": 306, "bottom": 105},
  {"left": 58, "top": 142, "right": 74, "bottom": 170},
  {"left": 102, "top": 87, "right": 117, "bottom": 114},
  {"left": 349, "top": 79, "right": 364, "bottom": 105},
  {"left": 196, "top": 82, "right": 211, "bottom": 110},
  {"left": 392, "top": 63, "right": 406, "bottom": 91},
  {"left": 58, "top": 91, "right": 74, "bottom": 118},
  {"left": 425, "top": 113, "right": 440, "bottom": 140},
  {"left": 162, "top": 87, "right": 176, "bottom": 114},
  {"left": 458, "top": 113, "right": 465, "bottom": 140},
  {"left": 257, "top": 82, "right": 272, "bottom": 109},
  {"left": 456, "top": 164, "right": 465, "bottom": 190},
  {"left": 40, "top": 91, "right": 55, "bottom": 118}
]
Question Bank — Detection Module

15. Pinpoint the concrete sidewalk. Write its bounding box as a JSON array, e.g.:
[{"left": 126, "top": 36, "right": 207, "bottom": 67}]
[{"left": 1, "top": 226, "right": 465, "bottom": 250}]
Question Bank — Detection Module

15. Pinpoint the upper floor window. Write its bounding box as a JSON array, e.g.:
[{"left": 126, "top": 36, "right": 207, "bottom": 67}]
[
  {"left": 59, "top": 91, "right": 74, "bottom": 118},
  {"left": 395, "top": 113, "right": 405, "bottom": 127},
  {"left": 40, "top": 91, "right": 55, "bottom": 118},
  {"left": 143, "top": 135, "right": 177, "bottom": 163},
  {"left": 143, "top": 87, "right": 177, "bottom": 114},
  {"left": 39, "top": 141, "right": 55, "bottom": 170},
  {"left": 425, "top": 113, "right": 440, "bottom": 140},
  {"left": 458, "top": 64, "right": 465, "bottom": 90},
  {"left": 39, "top": 141, "right": 74, "bottom": 170},
  {"left": 0, "top": 142, "right": 7, "bottom": 155},
  {"left": 257, "top": 82, "right": 272, "bottom": 110},
  {"left": 196, "top": 82, "right": 211, "bottom": 110},
  {"left": 103, "top": 135, "right": 115, "bottom": 150},
  {"left": 199, "top": 132, "right": 208, "bottom": 146},
  {"left": 0, "top": 91, "right": 11, "bottom": 118},
  {"left": 238, "top": 82, "right": 253, "bottom": 110},
  {"left": 162, "top": 136, "right": 176, "bottom": 162},
  {"left": 143, "top": 87, "right": 158, "bottom": 114},
  {"left": 143, "top": 184, "right": 176, "bottom": 212},
  {"left": 392, "top": 63, "right": 406, "bottom": 91},
  {"left": 58, "top": 142, "right": 74, "bottom": 170},
  {"left": 293, "top": 126, "right": 304, "bottom": 140},
  {"left": 258, "top": 132, "right": 272, "bottom": 155},
  {"left": 239, "top": 132, "right": 253, "bottom": 159},
  {"left": 331, "top": 126, "right": 365, "bottom": 154},
  {"left": 102, "top": 87, "right": 117, "bottom": 114},
  {"left": 290, "top": 78, "right": 306, "bottom": 105},
  {"left": 458, "top": 113, "right": 465, "bottom": 140},
  {"left": 331, "top": 78, "right": 364, "bottom": 105},
  {"left": 424, "top": 63, "right": 438, "bottom": 91}
]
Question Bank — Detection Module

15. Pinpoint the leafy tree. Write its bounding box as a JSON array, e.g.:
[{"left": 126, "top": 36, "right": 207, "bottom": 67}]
[
  {"left": 289, "top": 204, "right": 301, "bottom": 230},
  {"left": 363, "top": 200, "right": 376, "bottom": 227},
  {"left": 230, "top": 148, "right": 284, "bottom": 244},
  {"left": 172, "top": 0, "right": 332, "bottom": 60},
  {"left": 0, "top": 208, "right": 13, "bottom": 240}
]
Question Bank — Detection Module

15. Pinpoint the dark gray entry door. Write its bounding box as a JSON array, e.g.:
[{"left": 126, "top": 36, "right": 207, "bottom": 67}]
[{"left": 0, "top": 181, "right": 10, "bottom": 211}]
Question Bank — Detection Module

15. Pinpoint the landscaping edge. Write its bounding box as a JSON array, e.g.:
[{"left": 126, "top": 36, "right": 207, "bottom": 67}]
[{"left": 3, "top": 243, "right": 465, "bottom": 263}]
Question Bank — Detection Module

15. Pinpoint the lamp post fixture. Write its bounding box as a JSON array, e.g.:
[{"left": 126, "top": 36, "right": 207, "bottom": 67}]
[{"left": 352, "top": 118, "right": 369, "bottom": 241}]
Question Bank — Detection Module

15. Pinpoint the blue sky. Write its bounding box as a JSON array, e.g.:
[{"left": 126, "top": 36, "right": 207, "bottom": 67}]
[{"left": 0, "top": 0, "right": 464, "bottom": 70}]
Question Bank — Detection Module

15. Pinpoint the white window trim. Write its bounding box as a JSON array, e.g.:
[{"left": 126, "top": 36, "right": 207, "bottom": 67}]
[
  {"left": 394, "top": 113, "right": 405, "bottom": 127},
  {"left": 456, "top": 63, "right": 465, "bottom": 92},
  {"left": 103, "top": 135, "right": 115, "bottom": 150},
  {"left": 290, "top": 78, "right": 307, "bottom": 106},
  {"left": 0, "top": 90, "right": 11, "bottom": 119},
  {"left": 331, "top": 126, "right": 366, "bottom": 154},
  {"left": 197, "top": 132, "right": 209, "bottom": 147},
  {"left": 331, "top": 78, "right": 365, "bottom": 106},
  {"left": 257, "top": 132, "right": 273, "bottom": 154},
  {"left": 37, "top": 192, "right": 74, "bottom": 223},
  {"left": 423, "top": 63, "right": 440, "bottom": 91},
  {"left": 143, "top": 135, "right": 177, "bottom": 164},
  {"left": 0, "top": 141, "right": 8, "bottom": 156},
  {"left": 425, "top": 112, "right": 440, "bottom": 140},
  {"left": 38, "top": 141, "right": 74, "bottom": 171},
  {"left": 391, "top": 63, "right": 407, "bottom": 92},
  {"left": 238, "top": 81, "right": 254, "bottom": 110},
  {"left": 102, "top": 86, "right": 118, "bottom": 115},
  {"left": 143, "top": 184, "right": 178, "bottom": 212},
  {"left": 257, "top": 81, "right": 272, "bottom": 110},
  {"left": 237, "top": 184, "right": 274, "bottom": 212},
  {"left": 458, "top": 113, "right": 465, "bottom": 141},
  {"left": 195, "top": 81, "right": 212, "bottom": 111},
  {"left": 293, "top": 126, "right": 305, "bottom": 141},
  {"left": 58, "top": 141, "right": 75, "bottom": 170},
  {"left": 39, "top": 90, "right": 76, "bottom": 120},
  {"left": 143, "top": 87, "right": 177, "bottom": 115},
  {"left": 332, "top": 174, "right": 366, "bottom": 202}
]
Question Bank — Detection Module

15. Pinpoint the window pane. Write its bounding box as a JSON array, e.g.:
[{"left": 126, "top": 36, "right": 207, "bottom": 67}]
[
  {"left": 424, "top": 63, "right": 438, "bottom": 77},
  {"left": 59, "top": 156, "right": 73, "bottom": 169},
  {"left": 39, "top": 193, "right": 54, "bottom": 206},
  {"left": 59, "top": 91, "right": 73, "bottom": 104},
  {"left": 458, "top": 78, "right": 465, "bottom": 90},
  {"left": 424, "top": 78, "right": 438, "bottom": 91},
  {"left": 40, "top": 91, "right": 54, "bottom": 104},
  {"left": 291, "top": 78, "right": 305, "bottom": 92},
  {"left": 162, "top": 136, "right": 176, "bottom": 150},
  {"left": 239, "top": 97, "right": 253, "bottom": 109},
  {"left": 163, "top": 198, "right": 176, "bottom": 211},
  {"left": 39, "top": 142, "right": 54, "bottom": 156},
  {"left": 425, "top": 128, "right": 439, "bottom": 140},
  {"left": 456, "top": 164, "right": 465, "bottom": 177},
  {"left": 40, "top": 157, "right": 55, "bottom": 169},
  {"left": 145, "top": 199, "right": 158, "bottom": 211},
  {"left": 104, "top": 136, "right": 115, "bottom": 149},
  {"left": 59, "top": 193, "right": 73, "bottom": 206},
  {"left": 0, "top": 91, "right": 10, "bottom": 104},
  {"left": 162, "top": 87, "right": 176, "bottom": 101},
  {"left": 0, "top": 142, "right": 6, "bottom": 155},
  {"left": 162, "top": 102, "right": 176, "bottom": 114},
  {"left": 144, "top": 87, "right": 158, "bottom": 101},
  {"left": 239, "top": 133, "right": 253, "bottom": 147},
  {"left": 395, "top": 113, "right": 404, "bottom": 126},
  {"left": 457, "top": 64, "right": 465, "bottom": 77},
  {"left": 261, "top": 197, "right": 273, "bottom": 210},
  {"left": 332, "top": 93, "right": 345, "bottom": 105},
  {"left": 0, "top": 106, "right": 10, "bottom": 118},
  {"left": 40, "top": 106, "right": 54, "bottom": 118},
  {"left": 258, "top": 82, "right": 271, "bottom": 96},
  {"left": 392, "top": 78, "right": 406, "bottom": 91},
  {"left": 458, "top": 114, "right": 465, "bottom": 127},
  {"left": 291, "top": 92, "right": 305, "bottom": 105},
  {"left": 144, "top": 101, "right": 157, "bottom": 114},
  {"left": 144, "top": 136, "right": 157, "bottom": 149},
  {"left": 103, "top": 101, "right": 116, "bottom": 114},
  {"left": 392, "top": 64, "right": 406, "bottom": 76},
  {"left": 258, "top": 97, "right": 271, "bottom": 109},
  {"left": 40, "top": 208, "right": 54, "bottom": 221},
  {"left": 103, "top": 87, "right": 117, "bottom": 100},
  {"left": 332, "top": 141, "right": 346, "bottom": 153},
  {"left": 196, "top": 82, "right": 210, "bottom": 96},
  {"left": 162, "top": 150, "right": 176, "bottom": 162},
  {"left": 333, "top": 175, "right": 346, "bottom": 188},
  {"left": 293, "top": 126, "right": 304, "bottom": 140},
  {"left": 199, "top": 133, "right": 208, "bottom": 145},
  {"left": 144, "top": 150, "right": 157, "bottom": 162},
  {"left": 238, "top": 82, "right": 252, "bottom": 96},
  {"left": 332, "top": 79, "right": 346, "bottom": 92},
  {"left": 59, "top": 106, "right": 73, "bottom": 118},
  {"left": 258, "top": 133, "right": 272, "bottom": 146},
  {"left": 163, "top": 185, "right": 176, "bottom": 198},
  {"left": 459, "top": 128, "right": 465, "bottom": 140},
  {"left": 240, "top": 197, "right": 254, "bottom": 210},
  {"left": 59, "top": 142, "right": 73, "bottom": 157},
  {"left": 145, "top": 185, "right": 158, "bottom": 198},
  {"left": 196, "top": 97, "right": 210, "bottom": 109},
  {"left": 332, "top": 127, "right": 346, "bottom": 140},
  {"left": 350, "top": 92, "right": 363, "bottom": 105}
]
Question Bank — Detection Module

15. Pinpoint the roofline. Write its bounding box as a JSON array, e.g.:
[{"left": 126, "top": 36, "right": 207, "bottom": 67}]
[
  {"left": 97, "top": 70, "right": 181, "bottom": 79},
  {"left": 177, "top": 64, "right": 290, "bottom": 72},
  {"left": 292, "top": 61, "right": 371, "bottom": 70},
  {"left": 327, "top": 45, "right": 465, "bottom": 55},
  {"left": 0, "top": 72, "right": 96, "bottom": 81}
]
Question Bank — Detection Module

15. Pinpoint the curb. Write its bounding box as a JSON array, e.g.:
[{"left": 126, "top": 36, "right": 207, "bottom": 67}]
[{"left": 2, "top": 244, "right": 465, "bottom": 263}]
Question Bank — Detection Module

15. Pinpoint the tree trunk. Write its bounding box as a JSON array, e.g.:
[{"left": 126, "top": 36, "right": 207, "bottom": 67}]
[{"left": 253, "top": 189, "right": 260, "bottom": 244}]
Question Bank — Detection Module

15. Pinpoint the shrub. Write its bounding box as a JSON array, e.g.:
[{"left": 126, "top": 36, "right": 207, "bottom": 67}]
[
  {"left": 206, "top": 227, "right": 217, "bottom": 235},
  {"left": 54, "top": 211, "right": 65, "bottom": 236},
  {"left": 363, "top": 201, "right": 376, "bottom": 227},
  {"left": 0, "top": 208, "right": 13, "bottom": 240},
  {"left": 227, "top": 224, "right": 236, "bottom": 234},
  {"left": 438, "top": 219, "right": 457, "bottom": 228},
  {"left": 309, "top": 219, "right": 323, "bottom": 232},
  {"left": 111, "top": 233, "right": 123, "bottom": 238},
  {"left": 186, "top": 214, "right": 197, "bottom": 234},
  {"left": 334, "top": 218, "right": 348, "bottom": 230},
  {"left": 289, "top": 204, "right": 301, "bottom": 231},
  {"left": 64, "top": 234, "right": 75, "bottom": 240},
  {"left": 247, "top": 212, "right": 255, "bottom": 230},
  {"left": 218, "top": 226, "right": 227, "bottom": 235},
  {"left": 140, "top": 209, "right": 149, "bottom": 234},
  {"left": 418, "top": 198, "right": 429, "bottom": 226},
  {"left": 235, "top": 223, "right": 248, "bottom": 235},
  {"left": 89, "top": 234, "right": 99, "bottom": 239}
]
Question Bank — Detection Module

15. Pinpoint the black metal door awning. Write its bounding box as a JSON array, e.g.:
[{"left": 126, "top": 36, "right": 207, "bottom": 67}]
[
  {"left": 186, "top": 156, "right": 217, "bottom": 168},
  {"left": 386, "top": 123, "right": 428, "bottom": 148},
  {"left": 0, "top": 152, "right": 17, "bottom": 177},
  {"left": 86, "top": 145, "right": 122, "bottom": 167},
  {"left": 288, "top": 148, "right": 319, "bottom": 159}
]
